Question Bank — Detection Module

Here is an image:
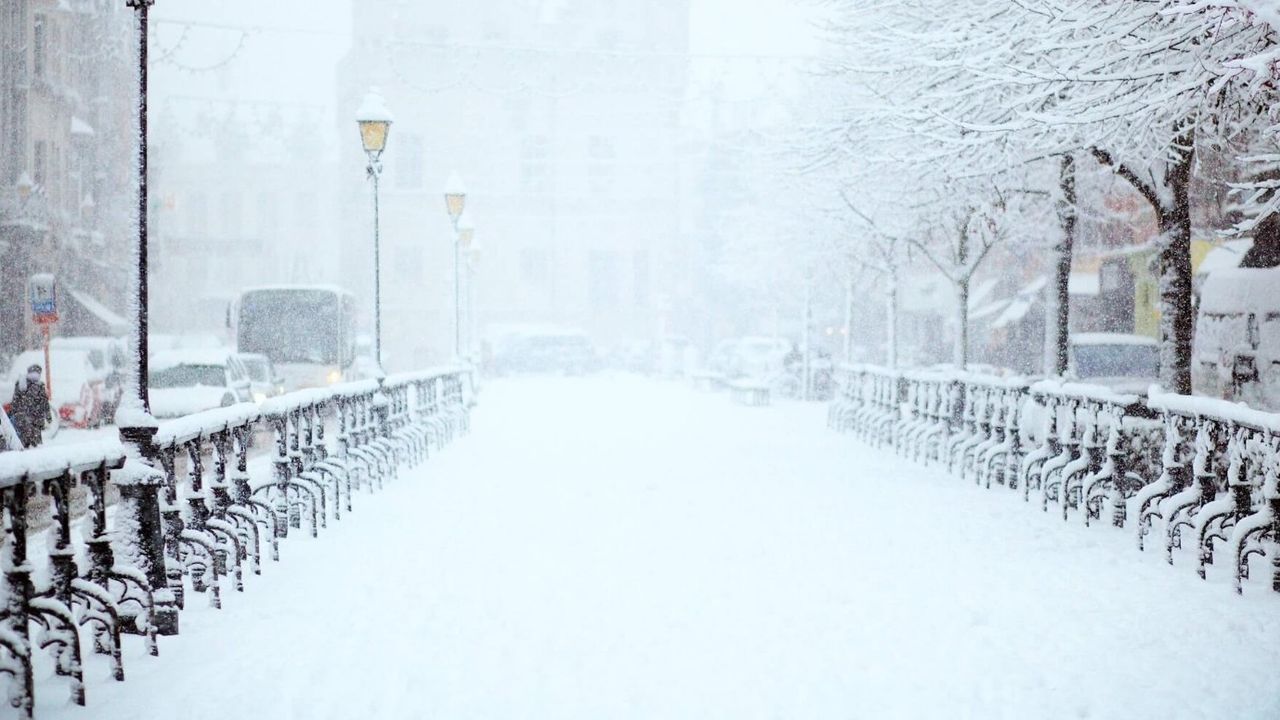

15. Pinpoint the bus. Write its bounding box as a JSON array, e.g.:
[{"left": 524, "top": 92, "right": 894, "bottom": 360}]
[{"left": 233, "top": 285, "right": 361, "bottom": 391}]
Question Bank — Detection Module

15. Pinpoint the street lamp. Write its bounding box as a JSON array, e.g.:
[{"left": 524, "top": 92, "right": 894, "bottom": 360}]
[
  {"left": 443, "top": 173, "right": 467, "bottom": 359},
  {"left": 464, "top": 241, "right": 482, "bottom": 359},
  {"left": 356, "top": 88, "right": 394, "bottom": 372},
  {"left": 120, "top": 0, "right": 179, "bottom": 639}
]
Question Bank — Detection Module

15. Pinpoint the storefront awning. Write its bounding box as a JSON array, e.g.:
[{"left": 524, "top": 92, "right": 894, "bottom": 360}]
[{"left": 65, "top": 288, "right": 129, "bottom": 336}]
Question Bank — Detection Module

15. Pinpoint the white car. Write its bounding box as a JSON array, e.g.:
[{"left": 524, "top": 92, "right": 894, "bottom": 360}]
[
  {"left": 730, "top": 336, "right": 792, "bottom": 380},
  {"left": 2, "top": 349, "right": 106, "bottom": 430},
  {"left": 148, "top": 350, "right": 253, "bottom": 419},
  {"left": 234, "top": 352, "right": 285, "bottom": 403}
]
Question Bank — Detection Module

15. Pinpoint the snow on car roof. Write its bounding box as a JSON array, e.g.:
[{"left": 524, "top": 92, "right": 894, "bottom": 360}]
[
  {"left": 1196, "top": 239, "right": 1252, "bottom": 277},
  {"left": 240, "top": 284, "right": 353, "bottom": 297},
  {"left": 1069, "top": 333, "right": 1158, "bottom": 346},
  {"left": 150, "top": 349, "right": 233, "bottom": 371},
  {"left": 1199, "top": 266, "right": 1280, "bottom": 315}
]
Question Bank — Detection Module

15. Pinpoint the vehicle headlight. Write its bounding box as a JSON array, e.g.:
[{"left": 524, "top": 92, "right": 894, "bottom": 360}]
[
  {"left": 252, "top": 392, "right": 267, "bottom": 403},
  {"left": 326, "top": 370, "right": 342, "bottom": 384}
]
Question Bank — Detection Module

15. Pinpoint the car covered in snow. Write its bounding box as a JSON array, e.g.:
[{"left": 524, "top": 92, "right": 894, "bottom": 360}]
[
  {"left": 148, "top": 350, "right": 253, "bottom": 419},
  {"left": 728, "top": 336, "right": 791, "bottom": 380},
  {"left": 50, "top": 335, "right": 127, "bottom": 420},
  {"left": 235, "top": 352, "right": 285, "bottom": 403},
  {"left": 1066, "top": 333, "right": 1159, "bottom": 395},
  {"left": 490, "top": 329, "right": 596, "bottom": 376},
  {"left": 1193, "top": 265, "right": 1280, "bottom": 411},
  {"left": 2, "top": 349, "right": 107, "bottom": 430}
]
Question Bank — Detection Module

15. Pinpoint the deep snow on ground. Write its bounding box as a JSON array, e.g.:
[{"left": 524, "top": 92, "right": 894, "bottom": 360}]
[{"left": 38, "top": 375, "right": 1280, "bottom": 720}]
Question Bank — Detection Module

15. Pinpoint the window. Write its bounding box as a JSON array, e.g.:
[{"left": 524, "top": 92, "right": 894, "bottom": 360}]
[
  {"left": 1100, "top": 262, "right": 1125, "bottom": 293},
  {"left": 5, "top": 92, "right": 27, "bottom": 183},
  {"left": 588, "top": 135, "right": 615, "bottom": 194},
  {"left": 33, "top": 140, "right": 46, "bottom": 186},
  {"left": 589, "top": 250, "right": 617, "bottom": 307},
  {"left": 522, "top": 135, "right": 549, "bottom": 192},
  {"left": 187, "top": 193, "right": 208, "bottom": 237},
  {"left": 257, "top": 193, "right": 278, "bottom": 243},
  {"left": 395, "top": 245, "right": 420, "bottom": 283},
  {"left": 222, "top": 191, "right": 242, "bottom": 238},
  {"left": 33, "top": 15, "right": 45, "bottom": 80},
  {"left": 296, "top": 192, "right": 317, "bottom": 233},
  {"left": 633, "top": 249, "right": 649, "bottom": 305},
  {"left": 395, "top": 134, "right": 423, "bottom": 189},
  {"left": 520, "top": 247, "right": 547, "bottom": 286}
]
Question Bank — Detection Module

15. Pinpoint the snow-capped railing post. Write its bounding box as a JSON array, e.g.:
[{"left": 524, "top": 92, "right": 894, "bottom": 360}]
[
  {"left": 0, "top": 367, "right": 474, "bottom": 716},
  {"left": 270, "top": 414, "right": 291, "bottom": 537},
  {"left": 114, "top": 426, "right": 177, "bottom": 638},
  {"left": 2, "top": 474, "right": 37, "bottom": 719},
  {"left": 0, "top": 442, "right": 147, "bottom": 715}
]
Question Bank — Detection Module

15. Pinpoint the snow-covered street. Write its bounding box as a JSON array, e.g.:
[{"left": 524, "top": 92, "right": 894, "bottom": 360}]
[{"left": 41, "top": 377, "right": 1280, "bottom": 720}]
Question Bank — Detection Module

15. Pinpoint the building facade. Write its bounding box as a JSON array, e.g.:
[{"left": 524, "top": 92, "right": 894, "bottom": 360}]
[
  {"left": 336, "top": 0, "right": 691, "bottom": 370},
  {"left": 0, "top": 0, "right": 136, "bottom": 364}
]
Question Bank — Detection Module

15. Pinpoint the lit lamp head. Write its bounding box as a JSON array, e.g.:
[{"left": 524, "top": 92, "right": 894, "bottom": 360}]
[
  {"left": 444, "top": 171, "right": 467, "bottom": 226},
  {"left": 16, "top": 172, "right": 34, "bottom": 200},
  {"left": 455, "top": 210, "right": 475, "bottom": 249},
  {"left": 355, "top": 88, "right": 394, "bottom": 161}
]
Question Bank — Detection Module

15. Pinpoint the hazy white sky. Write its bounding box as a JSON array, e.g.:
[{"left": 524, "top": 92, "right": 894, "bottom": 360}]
[{"left": 151, "top": 0, "right": 822, "bottom": 105}]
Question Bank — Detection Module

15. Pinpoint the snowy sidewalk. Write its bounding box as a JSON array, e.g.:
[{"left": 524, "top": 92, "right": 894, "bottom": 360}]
[{"left": 43, "top": 376, "right": 1280, "bottom": 720}]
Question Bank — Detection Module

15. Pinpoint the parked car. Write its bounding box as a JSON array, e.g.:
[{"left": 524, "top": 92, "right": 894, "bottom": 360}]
[
  {"left": 491, "top": 329, "right": 595, "bottom": 375},
  {"left": 1066, "top": 332, "right": 1159, "bottom": 394},
  {"left": 1193, "top": 266, "right": 1280, "bottom": 410},
  {"left": 51, "top": 336, "right": 126, "bottom": 419},
  {"left": 2, "top": 349, "right": 106, "bottom": 429},
  {"left": 148, "top": 350, "right": 253, "bottom": 419},
  {"left": 235, "top": 352, "right": 285, "bottom": 403},
  {"left": 706, "top": 339, "right": 741, "bottom": 376},
  {"left": 729, "top": 336, "right": 791, "bottom": 380}
]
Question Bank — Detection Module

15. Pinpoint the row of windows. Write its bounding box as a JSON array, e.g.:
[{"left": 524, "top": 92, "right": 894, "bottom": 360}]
[
  {"left": 170, "top": 191, "right": 319, "bottom": 240},
  {"left": 387, "top": 133, "right": 619, "bottom": 192},
  {"left": 519, "top": 248, "right": 649, "bottom": 306}
]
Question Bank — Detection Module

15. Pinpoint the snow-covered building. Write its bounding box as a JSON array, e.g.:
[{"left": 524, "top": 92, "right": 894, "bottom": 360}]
[
  {"left": 335, "top": 1, "right": 690, "bottom": 370},
  {"left": 0, "top": 0, "right": 137, "bottom": 363}
]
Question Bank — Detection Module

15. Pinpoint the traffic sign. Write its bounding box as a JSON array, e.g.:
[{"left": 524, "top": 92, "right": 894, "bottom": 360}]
[{"left": 29, "top": 273, "right": 58, "bottom": 324}]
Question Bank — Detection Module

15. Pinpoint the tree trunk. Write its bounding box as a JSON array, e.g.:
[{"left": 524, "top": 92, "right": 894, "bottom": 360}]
[
  {"left": 956, "top": 278, "right": 969, "bottom": 369},
  {"left": 1159, "top": 130, "right": 1195, "bottom": 395},
  {"left": 843, "top": 278, "right": 854, "bottom": 363},
  {"left": 1049, "top": 153, "right": 1077, "bottom": 376},
  {"left": 887, "top": 271, "right": 899, "bottom": 369}
]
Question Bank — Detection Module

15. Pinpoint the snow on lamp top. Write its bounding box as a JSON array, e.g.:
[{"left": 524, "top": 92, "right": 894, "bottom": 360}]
[{"left": 355, "top": 88, "right": 394, "bottom": 154}]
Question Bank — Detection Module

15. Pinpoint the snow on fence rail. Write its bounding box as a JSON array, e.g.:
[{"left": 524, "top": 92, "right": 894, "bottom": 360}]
[
  {"left": 0, "top": 367, "right": 473, "bottom": 719},
  {"left": 828, "top": 364, "right": 1280, "bottom": 595}
]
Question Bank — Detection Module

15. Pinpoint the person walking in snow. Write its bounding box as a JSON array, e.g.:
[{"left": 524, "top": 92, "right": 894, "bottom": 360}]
[{"left": 11, "top": 364, "right": 51, "bottom": 448}]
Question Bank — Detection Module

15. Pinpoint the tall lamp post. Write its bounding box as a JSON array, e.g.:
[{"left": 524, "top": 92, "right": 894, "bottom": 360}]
[
  {"left": 121, "top": 0, "right": 179, "bottom": 639},
  {"left": 356, "top": 88, "right": 394, "bottom": 373},
  {"left": 443, "top": 173, "right": 467, "bottom": 360},
  {"left": 124, "top": 0, "right": 154, "bottom": 424},
  {"left": 465, "top": 242, "right": 482, "bottom": 359},
  {"left": 454, "top": 212, "right": 475, "bottom": 359}
]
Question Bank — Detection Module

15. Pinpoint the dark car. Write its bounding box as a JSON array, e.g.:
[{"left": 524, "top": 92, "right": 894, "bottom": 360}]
[{"left": 493, "top": 332, "right": 595, "bottom": 375}]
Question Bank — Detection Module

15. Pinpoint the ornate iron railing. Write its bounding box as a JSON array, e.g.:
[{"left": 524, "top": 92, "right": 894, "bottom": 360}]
[
  {"left": 0, "top": 367, "right": 473, "bottom": 719},
  {"left": 829, "top": 364, "right": 1279, "bottom": 596}
]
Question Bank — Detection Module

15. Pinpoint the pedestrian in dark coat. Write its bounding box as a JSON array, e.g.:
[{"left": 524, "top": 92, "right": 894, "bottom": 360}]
[{"left": 11, "top": 364, "right": 51, "bottom": 448}]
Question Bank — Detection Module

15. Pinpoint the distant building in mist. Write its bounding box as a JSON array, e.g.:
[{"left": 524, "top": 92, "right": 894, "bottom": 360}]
[
  {"left": 0, "top": 0, "right": 136, "bottom": 360},
  {"left": 337, "top": 0, "right": 691, "bottom": 369},
  {"left": 148, "top": 110, "right": 344, "bottom": 337}
]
